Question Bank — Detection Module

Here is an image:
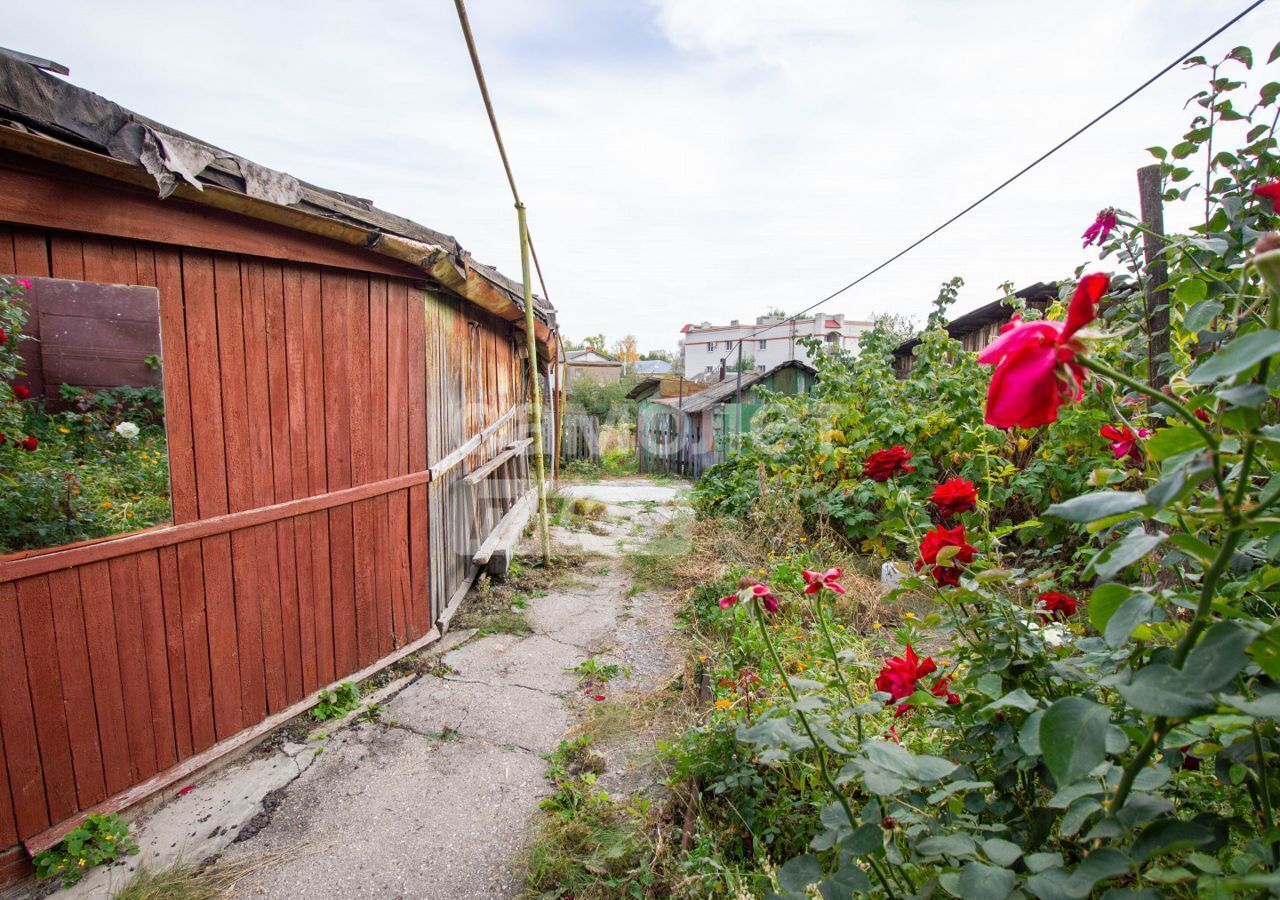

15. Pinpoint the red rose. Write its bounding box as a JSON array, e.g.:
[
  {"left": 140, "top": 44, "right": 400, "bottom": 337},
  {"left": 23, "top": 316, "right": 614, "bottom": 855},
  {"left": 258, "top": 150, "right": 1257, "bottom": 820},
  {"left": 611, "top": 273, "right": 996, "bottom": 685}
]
[
  {"left": 862, "top": 445, "right": 915, "bottom": 482},
  {"left": 1100, "top": 424, "right": 1151, "bottom": 461},
  {"left": 915, "top": 524, "right": 977, "bottom": 587},
  {"left": 1037, "top": 591, "right": 1077, "bottom": 620},
  {"left": 928, "top": 478, "right": 977, "bottom": 517},
  {"left": 931, "top": 674, "right": 960, "bottom": 706},
  {"left": 12, "top": 384, "right": 30, "bottom": 400},
  {"left": 875, "top": 645, "right": 938, "bottom": 716},
  {"left": 1081, "top": 208, "right": 1118, "bottom": 248},
  {"left": 19, "top": 435, "right": 37, "bottom": 452},
  {"left": 1255, "top": 180, "right": 1280, "bottom": 203},
  {"left": 0, "top": 327, "right": 7, "bottom": 343},
  {"left": 1194, "top": 408, "right": 1211, "bottom": 423},
  {"left": 978, "top": 273, "right": 1110, "bottom": 429},
  {"left": 0, "top": 432, "right": 6, "bottom": 446}
]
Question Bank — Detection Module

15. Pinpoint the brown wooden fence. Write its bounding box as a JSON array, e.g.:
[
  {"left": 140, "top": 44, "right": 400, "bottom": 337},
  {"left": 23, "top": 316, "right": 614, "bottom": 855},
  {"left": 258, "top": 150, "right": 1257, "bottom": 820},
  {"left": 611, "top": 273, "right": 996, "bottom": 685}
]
[{"left": 0, "top": 216, "right": 532, "bottom": 872}]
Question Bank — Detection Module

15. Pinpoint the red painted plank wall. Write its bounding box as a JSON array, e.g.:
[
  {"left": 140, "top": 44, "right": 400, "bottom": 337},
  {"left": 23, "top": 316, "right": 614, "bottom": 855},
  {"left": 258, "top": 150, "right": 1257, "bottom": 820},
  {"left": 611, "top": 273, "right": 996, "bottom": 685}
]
[{"left": 0, "top": 220, "right": 527, "bottom": 877}]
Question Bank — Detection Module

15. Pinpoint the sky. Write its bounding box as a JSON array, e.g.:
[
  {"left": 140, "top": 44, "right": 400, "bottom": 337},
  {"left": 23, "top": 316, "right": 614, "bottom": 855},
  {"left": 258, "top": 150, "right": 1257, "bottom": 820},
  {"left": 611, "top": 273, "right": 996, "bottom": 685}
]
[{"left": 9, "top": 1, "right": 1280, "bottom": 355}]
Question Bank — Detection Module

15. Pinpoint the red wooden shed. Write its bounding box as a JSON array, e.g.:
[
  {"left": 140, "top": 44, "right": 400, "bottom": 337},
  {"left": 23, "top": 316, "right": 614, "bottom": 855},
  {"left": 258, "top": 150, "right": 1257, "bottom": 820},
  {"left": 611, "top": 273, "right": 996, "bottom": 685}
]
[{"left": 0, "top": 51, "right": 558, "bottom": 885}]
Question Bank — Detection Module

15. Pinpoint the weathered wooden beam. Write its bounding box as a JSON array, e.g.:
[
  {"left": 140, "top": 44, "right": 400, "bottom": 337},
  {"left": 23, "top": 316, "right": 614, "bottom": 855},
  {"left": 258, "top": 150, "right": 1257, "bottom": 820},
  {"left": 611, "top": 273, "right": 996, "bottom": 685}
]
[
  {"left": 0, "top": 468, "right": 432, "bottom": 585},
  {"left": 472, "top": 488, "right": 537, "bottom": 570},
  {"left": 463, "top": 438, "right": 533, "bottom": 486},
  {"left": 436, "top": 565, "right": 480, "bottom": 636},
  {"left": 428, "top": 403, "right": 521, "bottom": 480}
]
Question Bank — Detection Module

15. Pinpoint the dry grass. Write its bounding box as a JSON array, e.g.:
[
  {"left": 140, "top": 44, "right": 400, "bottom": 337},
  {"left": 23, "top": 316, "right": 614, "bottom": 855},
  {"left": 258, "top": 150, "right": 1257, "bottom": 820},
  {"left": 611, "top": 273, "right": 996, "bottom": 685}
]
[{"left": 113, "top": 848, "right": 301, "bottom": 900}]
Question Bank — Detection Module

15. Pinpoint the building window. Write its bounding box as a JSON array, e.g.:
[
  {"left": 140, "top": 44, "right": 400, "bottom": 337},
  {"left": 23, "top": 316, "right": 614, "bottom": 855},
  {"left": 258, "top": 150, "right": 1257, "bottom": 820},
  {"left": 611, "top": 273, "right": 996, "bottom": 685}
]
[
  {"left": 707, "top": 341, "right": 716, "bottom": 351},
  {"left": 825, "top": 331, "right": 841, "bottom": 344},
  {"left": 758, "top": 339, "right": 767, "bottom": 350},
  {"left": 757, "top": 364, "right": 766, "bottom": 373}
]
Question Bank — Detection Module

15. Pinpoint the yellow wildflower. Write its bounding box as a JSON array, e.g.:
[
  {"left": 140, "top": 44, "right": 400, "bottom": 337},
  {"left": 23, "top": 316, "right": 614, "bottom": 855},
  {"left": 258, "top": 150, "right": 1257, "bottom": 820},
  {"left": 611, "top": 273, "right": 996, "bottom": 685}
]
[
  {"left": 100, "top": 501, "right": 112, "bottom": 508},
  {"left": 714, "top": 699, "right": 732, "bottom": 709},
  {"left": 1016, "top": 437, "right": 1030, "bottom": 451},
  {"left": 58, "top": 427, "right": 70, "bottom": 434}
]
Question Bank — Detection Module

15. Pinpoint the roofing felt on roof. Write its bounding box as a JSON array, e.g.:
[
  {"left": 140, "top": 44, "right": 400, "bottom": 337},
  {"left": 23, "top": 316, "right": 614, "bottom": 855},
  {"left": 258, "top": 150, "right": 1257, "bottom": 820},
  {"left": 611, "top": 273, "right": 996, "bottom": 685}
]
[
  {"left": 893, "top": 282, "right": 1058, "bottom": 357},
  {"left": 652, "top": 361, "right": 815, "bottom": 413},
  {"left": 0, "top": 52, "right": 555, "bottom": 332}
]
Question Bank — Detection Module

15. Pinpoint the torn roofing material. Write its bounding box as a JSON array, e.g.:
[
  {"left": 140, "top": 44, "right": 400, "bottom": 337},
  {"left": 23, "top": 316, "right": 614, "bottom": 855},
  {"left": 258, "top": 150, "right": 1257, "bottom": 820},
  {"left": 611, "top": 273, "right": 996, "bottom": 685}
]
[{"left": 0, "top": 51, "right": 555, "bottom": 335}]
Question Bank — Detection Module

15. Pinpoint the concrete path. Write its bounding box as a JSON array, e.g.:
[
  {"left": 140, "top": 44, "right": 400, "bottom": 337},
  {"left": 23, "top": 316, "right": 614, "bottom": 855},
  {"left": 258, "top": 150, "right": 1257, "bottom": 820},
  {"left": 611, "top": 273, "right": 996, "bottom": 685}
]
[{"left": 54, "top": 478, "right": 682, "bottom": 900}]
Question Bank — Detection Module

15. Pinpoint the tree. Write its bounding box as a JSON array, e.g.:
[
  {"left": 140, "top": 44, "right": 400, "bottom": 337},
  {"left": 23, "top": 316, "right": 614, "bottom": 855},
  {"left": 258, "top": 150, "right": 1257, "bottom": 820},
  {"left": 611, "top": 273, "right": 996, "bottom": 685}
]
[
  {"left": 642, "top": 349, "right": 673, "bottom": 362},
  {"left": 729, "top": 353, "right": 756, "bottom": 373},
  {"left": 867, "top": 311, "right": 919, "bottom": 347},
  {"left": 612, "top": 335, "right": 639, "bottom": 374}
]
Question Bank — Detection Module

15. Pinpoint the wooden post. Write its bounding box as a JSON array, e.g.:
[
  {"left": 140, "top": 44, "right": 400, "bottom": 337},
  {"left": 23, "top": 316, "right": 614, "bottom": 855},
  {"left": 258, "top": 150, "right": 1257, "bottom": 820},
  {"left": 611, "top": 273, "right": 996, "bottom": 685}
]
[
  {"left": 517, "top": 204, "right": 550, "bottom": 564},
  {"left": 735, "top": 342, "right": 744, "bottom": 439},
  {"left": 1137, "top": 165, "right": 1171, "bottom": 397}
]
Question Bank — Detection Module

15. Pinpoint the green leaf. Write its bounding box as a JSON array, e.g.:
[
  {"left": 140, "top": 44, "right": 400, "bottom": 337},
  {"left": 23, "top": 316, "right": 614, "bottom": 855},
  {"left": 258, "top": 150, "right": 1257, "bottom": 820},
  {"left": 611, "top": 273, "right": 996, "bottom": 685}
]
[
  {"left": 918, "top": 833, "right": 978, "bottom": 858},
  {"left": 1183, "top": 299, "right": 1223, "bottom": 333},
  {"left": 1088, "top": 584, "right": 1134, "bottom": 633},
  {"left": 1092, "top": 529, "right": 1165, "bottom": 580},
  {"left": 1046, "top": 491, "right": 1147, "bottom": 523},
  {"left": 982, "top": 838, "right": 1023, "bottom": 867},
  {"left": 958, "top": 860, "right": 1015, "bottom": 900},
  {"left": 1270, "top": 40, "right": 1280, "bottom": 64},
  {"left": 820, "top": 865, "right": 872, "bottom": 899},
  {"left": 1183, "top": 621, "right": 1253, "bottom": 691},
  {"left": 1041, "top": 697, "right": 1109, "bottom": 787},
  {"left": 1187, "top": 329, "right": 1280, "bottom": 384},
  {"left": 777, "top": 855, "right": 822, "bottom": 895},
  {"left": 1103, "top": 592, "right": 1155, "bottom": 649},
  {"left": 1174, "top": 279, "right": 1208, "bottom": 306},
  {"left": 1222, "top": 691, "right": 1280, "bottom": 718},
  {"left": 1116, "top": 665, "right": 1214, "bottom": 717},
  {"left": 1146, "top": 427, "right": 1207, "bottom": 462},
  {"left": 1131, "top": 819, "right": 1213, "bottom": 863},
  {"left": 982, "top": 689, "right": 1038, "bottom": 713},
  {"left": 1025, "top": 848, "right": 1130, "bottom": 900},
  {"left": 1217, "top": 383, "right": 1269, "bottom": 407}
]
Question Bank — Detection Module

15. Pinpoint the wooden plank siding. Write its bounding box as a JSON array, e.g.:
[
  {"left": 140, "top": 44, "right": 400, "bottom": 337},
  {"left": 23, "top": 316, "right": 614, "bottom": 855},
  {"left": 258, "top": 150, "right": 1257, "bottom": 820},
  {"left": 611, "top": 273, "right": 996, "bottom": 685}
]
[{"left": 0, "top": 211, "right": 533, "bottom": 873}]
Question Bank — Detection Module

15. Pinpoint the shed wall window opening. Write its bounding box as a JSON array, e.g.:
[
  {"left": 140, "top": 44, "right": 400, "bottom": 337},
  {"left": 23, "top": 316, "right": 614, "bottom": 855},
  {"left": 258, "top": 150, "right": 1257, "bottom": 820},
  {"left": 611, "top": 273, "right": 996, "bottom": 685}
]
[
  {"left": 0, "top": 274, "right": 171, "bottom": 554},
  {"left": 707, "top": 341, "right": 716, "bottom": 351}
]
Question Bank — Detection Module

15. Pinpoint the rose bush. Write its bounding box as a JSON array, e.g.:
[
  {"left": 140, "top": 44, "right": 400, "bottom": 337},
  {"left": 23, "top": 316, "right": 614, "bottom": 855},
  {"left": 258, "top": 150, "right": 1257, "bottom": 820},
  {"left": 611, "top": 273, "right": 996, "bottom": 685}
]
[{"left": 677, "top": 44, "right": 1280, "bottom": 899}]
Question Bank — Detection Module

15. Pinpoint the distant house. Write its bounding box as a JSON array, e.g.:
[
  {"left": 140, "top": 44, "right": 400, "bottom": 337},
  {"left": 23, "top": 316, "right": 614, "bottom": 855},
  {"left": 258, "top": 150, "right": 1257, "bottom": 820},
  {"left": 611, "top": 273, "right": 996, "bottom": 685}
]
[
  {"left": 893, "top": 282, "right": 1057, "bottom": 377},
  {"left": 681, "top": 313, "right": 873, "bottom": 382},
  {"left": 632, "top": 358, "right": 674, "bottom": 375},
  {"left": 563, "top": 348, "right": 623, "bottom": 385},
  {"left": 637, "top": 361, "right": 815, "bottom": 478}
]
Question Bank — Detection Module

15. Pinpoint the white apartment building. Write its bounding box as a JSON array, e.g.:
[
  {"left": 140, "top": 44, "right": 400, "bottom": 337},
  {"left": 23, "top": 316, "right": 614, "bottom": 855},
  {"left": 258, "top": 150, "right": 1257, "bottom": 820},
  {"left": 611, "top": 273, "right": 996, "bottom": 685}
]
[{"left": 680, "top": 314, "right": 874, "bottom": 381}]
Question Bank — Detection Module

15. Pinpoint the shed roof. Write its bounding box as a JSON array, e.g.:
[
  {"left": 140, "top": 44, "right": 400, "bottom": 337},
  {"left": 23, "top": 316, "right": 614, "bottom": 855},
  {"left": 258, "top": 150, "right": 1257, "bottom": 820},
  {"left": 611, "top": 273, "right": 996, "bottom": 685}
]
[
  {"left": 893, "top": 282, "right": 1057, "bottom": 358},
  {"left": 0, "top": 51, "right": 556, "bottom": 345},
  {"left": 652, "top": 360, "right": 815, "bottom": 413}
]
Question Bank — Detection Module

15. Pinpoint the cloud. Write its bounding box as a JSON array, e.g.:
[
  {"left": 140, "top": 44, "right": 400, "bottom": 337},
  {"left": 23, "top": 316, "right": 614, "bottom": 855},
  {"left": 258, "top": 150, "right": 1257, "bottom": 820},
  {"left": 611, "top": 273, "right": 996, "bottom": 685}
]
[{"left": 9, "top": 0, "right": 1280, "bottom": 354}]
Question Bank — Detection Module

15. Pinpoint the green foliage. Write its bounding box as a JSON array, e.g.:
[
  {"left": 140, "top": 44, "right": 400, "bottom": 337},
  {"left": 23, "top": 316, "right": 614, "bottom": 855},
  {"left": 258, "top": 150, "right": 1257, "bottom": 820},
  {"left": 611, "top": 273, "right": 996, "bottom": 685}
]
[
  {"left": 34, "top": 812, "right": 138, "bottom": 887},
  {"left": 671, "top": 44, "right": 1280, "bottom": 898},
  {"left": 567, "top": 375, "right": 642, "bottom": 423},
  {"left": 0, "top": 278, "right": 171, "bottom": 552},
  {"left": 311, "top": 682, "right": 360, "bottom": 721}
]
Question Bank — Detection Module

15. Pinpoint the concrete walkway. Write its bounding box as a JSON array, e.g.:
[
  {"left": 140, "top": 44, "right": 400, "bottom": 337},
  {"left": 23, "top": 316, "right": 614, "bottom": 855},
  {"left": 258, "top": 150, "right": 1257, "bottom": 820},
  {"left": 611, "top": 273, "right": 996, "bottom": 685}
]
[{"left": 56, "top": 479, "right": 682, "bottom": 900}]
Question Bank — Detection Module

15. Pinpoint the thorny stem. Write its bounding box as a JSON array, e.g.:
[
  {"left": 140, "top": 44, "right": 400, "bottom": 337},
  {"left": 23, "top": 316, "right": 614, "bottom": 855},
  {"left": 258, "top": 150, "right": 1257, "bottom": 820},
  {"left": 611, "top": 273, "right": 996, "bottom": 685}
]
[
  {"left": 752, "top": 601, "right": 898, "bottom": 898},
  {"left": 1250, "top": 724, "right": 1279, "bottom": 868},
  {"left": 810, "top": 591, "right": 864, "bottom": 743}
]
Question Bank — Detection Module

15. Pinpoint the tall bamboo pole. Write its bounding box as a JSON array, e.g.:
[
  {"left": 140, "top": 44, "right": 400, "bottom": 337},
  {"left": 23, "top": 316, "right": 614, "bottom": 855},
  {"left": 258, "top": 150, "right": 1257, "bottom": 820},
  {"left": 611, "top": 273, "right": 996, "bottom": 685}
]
[{"left": 518, "top": 203, "right": 551, "bottom": 564}]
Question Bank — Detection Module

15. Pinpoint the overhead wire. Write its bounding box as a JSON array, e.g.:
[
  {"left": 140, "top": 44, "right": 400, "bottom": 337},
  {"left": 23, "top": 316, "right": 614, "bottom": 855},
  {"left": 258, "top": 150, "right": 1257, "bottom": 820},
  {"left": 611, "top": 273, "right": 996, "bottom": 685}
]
[{"left": 713, "top": 0, "right": 1269, "bottom": 369}]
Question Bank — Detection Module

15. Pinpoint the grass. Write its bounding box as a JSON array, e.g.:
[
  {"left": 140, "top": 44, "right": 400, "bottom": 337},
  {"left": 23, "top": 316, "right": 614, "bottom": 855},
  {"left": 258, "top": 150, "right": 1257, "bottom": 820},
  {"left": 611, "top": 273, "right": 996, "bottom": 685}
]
[
  {"left": 452, "top": 547, "right": 603, "bottom": 637},
  {"left": 113, "top": 849, "right": 297, "bottom": 900}
]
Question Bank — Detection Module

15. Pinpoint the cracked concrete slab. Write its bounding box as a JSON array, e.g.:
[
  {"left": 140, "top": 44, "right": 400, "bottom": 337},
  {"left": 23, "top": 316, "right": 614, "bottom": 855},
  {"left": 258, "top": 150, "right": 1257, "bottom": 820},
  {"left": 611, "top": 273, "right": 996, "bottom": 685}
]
[
  {"left": 60, "top": 753, "right": 304, "bottom": 899},
  {"left": 524, "top": 589, "right": 620, "bottom": 648},
  {"left": 385, "top": 676, "right": 571, "bottom": 754},
  {"left": 559, "top": 480, "right": 681, "bottom": 504},
  {"left": 225, "top": 727, "right": 546, "bottom": 900},
  {"left": 442, "top": 633, "right": 582, "bottom": 694}
]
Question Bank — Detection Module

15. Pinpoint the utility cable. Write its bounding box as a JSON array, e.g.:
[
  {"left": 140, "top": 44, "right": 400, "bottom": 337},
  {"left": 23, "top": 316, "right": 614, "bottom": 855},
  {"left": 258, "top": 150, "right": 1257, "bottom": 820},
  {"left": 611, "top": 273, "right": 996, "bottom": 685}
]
[{"left": 714, "top": 0, "right": 1269, "bottom": 367}]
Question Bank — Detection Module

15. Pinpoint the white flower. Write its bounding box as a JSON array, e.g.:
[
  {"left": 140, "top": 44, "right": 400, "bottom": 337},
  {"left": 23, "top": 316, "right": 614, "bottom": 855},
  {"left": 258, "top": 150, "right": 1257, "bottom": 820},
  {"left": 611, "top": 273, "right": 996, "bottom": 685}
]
[
  {"left": 1027, "top": 620, "right": 1070, "bottom": 647},
  {"left": 114, "top": 422, "right": 140, "bottom": 440}
]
